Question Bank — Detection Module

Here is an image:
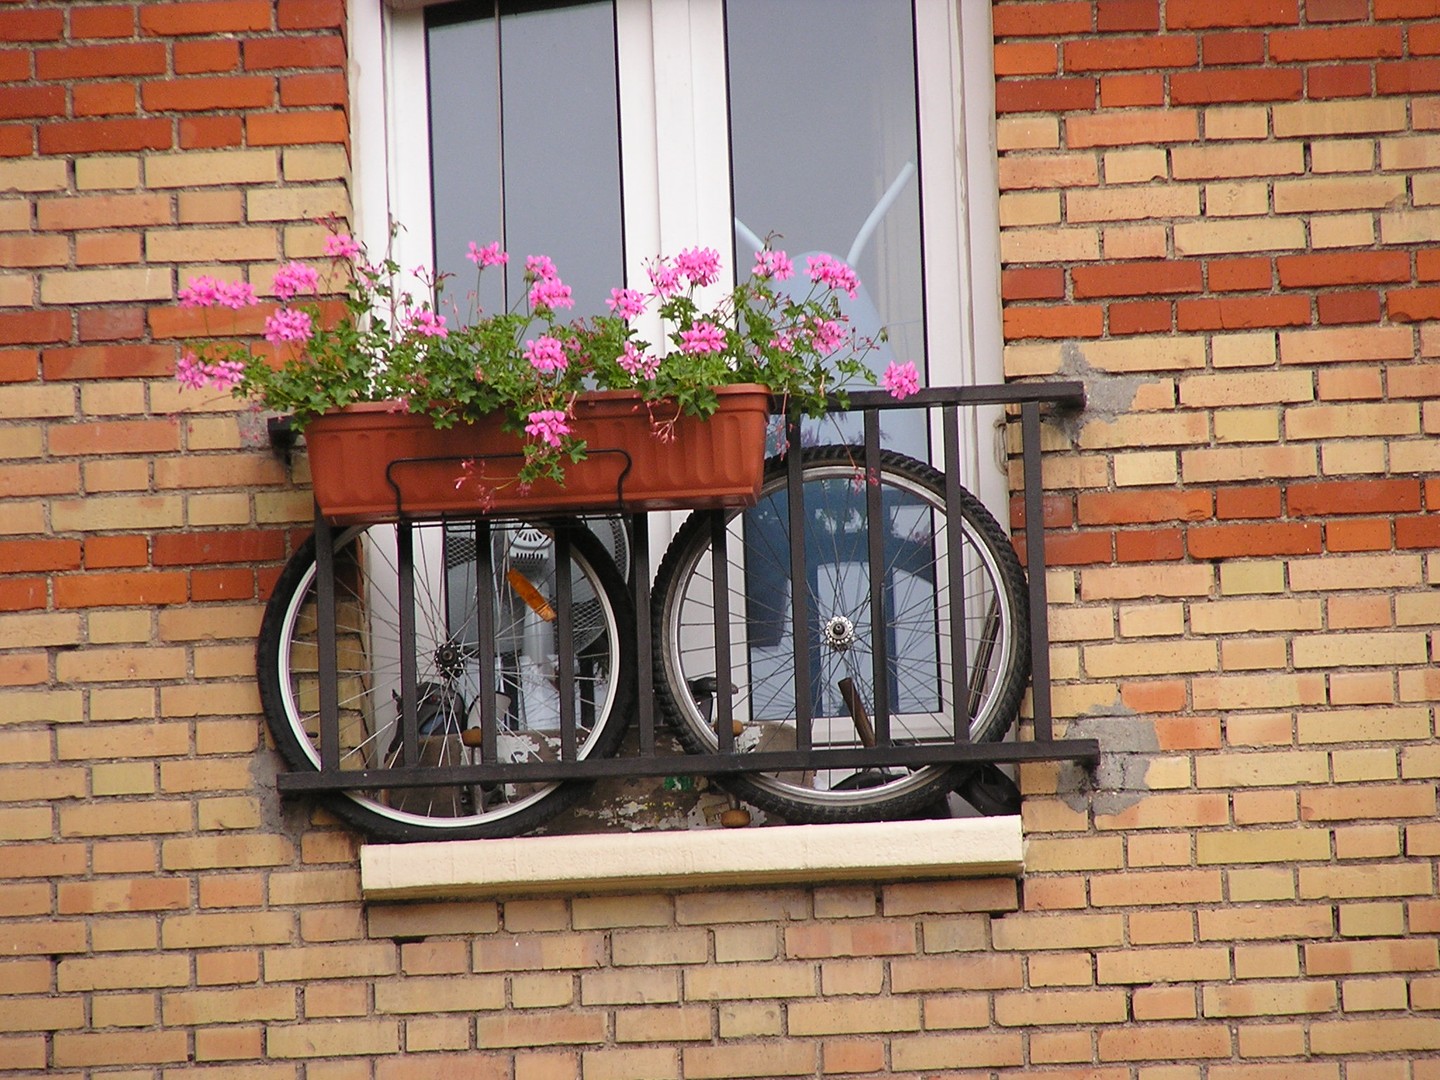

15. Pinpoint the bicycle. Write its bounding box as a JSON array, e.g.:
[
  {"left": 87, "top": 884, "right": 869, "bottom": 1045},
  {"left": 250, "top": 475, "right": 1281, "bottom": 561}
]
[{"left": 257, "top": 442, "right": 1030, "bottom": 841}]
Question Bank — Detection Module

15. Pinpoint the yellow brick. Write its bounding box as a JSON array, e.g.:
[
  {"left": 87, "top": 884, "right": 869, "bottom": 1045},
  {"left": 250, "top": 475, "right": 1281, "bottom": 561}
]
[
  {"left": 1174, "top": 217, "right": 1305, "bottom": 256},
  {"left": 1342, "top": 976, "right": 1409, "bottom": 1013},
  {"left": 267, "top": 1020, "right": 399, "bottom": 1059},
  {"left": 1081, "top": 564, "right": 1212, "bottom": 600},
  {"left": 1077, "top": 336, "right": 1207, "bottom": 374},
  {"left": 41, "top": 267, "right": 172, "bottom": 305},
  {"left": 1218, "top": 562, "right": 1286, "bottom": 596},
  {"left": 145, "top": 150, "right": 279, "bottom": 189},
  {"left": 682, "top": 962, "right": 814, "bottom": 1001},
  {"left": 1067, "top": 185, "right": 1199, "bottom": 223},
  {"left": 1097, "top": 947, "right": 1230, "bottom": 986},
  {"left": 683, "top": 1040, "right": 816, "bottom": 1079},
  {"left": 1191, "top": 598, "right": 1322, "bottom": 635},
  {"left": 1286, "top": 403, "right": 1420, "bottom": 440},
  {"left": 1196, "top": 828, "right": 1332, "bottom": 865},
  {"left": 1279, "top": 326, "right": 1415, "bottom": 365},
  {"left": 1228, "top": 867, "right": 1297, "bottom": 902},
  {"left": 1381, "top": 207, "right": 1440, "bottom": 244},
  {"left": 1102, "top": 149, "right": 1168, "bottom": 184},
  {"left": 1299, "top": 706, "right": 1432, "bottom": 744},
  {"left": 1116, "top": 603, "right": 1184, "bottom": 638},
  {"left": 1275, "top": 176, "right": 1406, "bottom": 213},
  {"left": 1103, "top": 224, "right": 1169, "bottom": 259},
  {"left": 1212, "top": 332, "right": 1278, "bottom": 368},
  {"left": 52, "top": 495, "right": 185, "bottom": 532},
  {"left": 1172, "top": 143, "right": 1304, "bottom": 180},
  {"left": 1214, "top": 407, "right": 1280, "bottom": 443},
  {"left": 613, "top": 1006, "right": 710, "bottom": 1044},
  {"left": 788, "top": 996, "right": 919, "bottom": 1035},
  {"left": 717, "top": 1001, "right": 782, "bottom": 1039},
  {"left": 1274, "top": 99, "right": 1407, "bottom": 138},
  {"left": 1300, "top": 863, "right": 1434, "bottom": 900},
  {"left": 147, "top": 226, "right": 278, "bottom": 264},
  {"left": 999, "top": 225, "right": 1100, "bottom": 264},
  {"left": 1339, "top": 902, "right": 1406, "bottom": 938},
  {"left": 0, "top": 384, "right": 75, "bottom": 420},
  {"left": 1310, "top": 1017, "right": 1440, "bottom": 1054},
  {"left": 612, "top": 928, "right": 708, "bottom": 966},
  {"left": 1203, "top": 981, "right": 1336, "bottom": 1018},
  {"left": 54, "top": 1030, "right": 189, "bottom": 1068},
  {"left": 1195, "top": 752, "right": 1327, "bottom": 788},
  {"left": 1313, "top": 213, "right": 1376, "bottom": 249},
  {"left": 56, "top": 647, "right": 186, "bottom": 684},
  {"left": 1181, "top": 444, "right": 1317, "bottom": 483},
  {"left": 999, "top": 191, "right": 1061, "bottom": 227},
  {"left": 1206, "top": 181, "right": 1269, "bottom": 217},
  {"left": 991, "top": 913, "right": 1123, "bottom": 952},
  {"left": 90, "top": 993, "right": 156, "bottom": 1029},
  {"left": 1198, "top": 903, "right": 1333, "bottom": 941},
  {"left": 373, "top": 977, "right": 504, "bottom": 1015},
  {"left": 997, "top": 116, "right": 1059, "bottom": 151},
  {"left": 248, "top": 185, "right": 348, "bottom": 223},
  {"left": 1191, "top": 673, "right": 1326, "bottom": 711}
]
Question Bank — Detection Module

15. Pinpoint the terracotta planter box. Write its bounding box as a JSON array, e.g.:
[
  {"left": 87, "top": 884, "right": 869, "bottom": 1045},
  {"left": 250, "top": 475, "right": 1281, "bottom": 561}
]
[{"left": 303, "top": 385, "right": 771, "bottom": 523}]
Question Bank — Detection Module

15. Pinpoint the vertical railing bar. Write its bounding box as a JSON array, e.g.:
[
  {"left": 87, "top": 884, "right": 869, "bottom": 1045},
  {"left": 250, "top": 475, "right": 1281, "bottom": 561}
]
[
  {"left": 1021, "top": 401, "right": 1055, "bottom": 743},
  {"left": 864, "top": 408, "right": 890, "bottom": 746},
  {"left": 314, "top": 506, "right": 340, "bottom": 772},
  {"left": 555, "top": 530, "right": 577, "bottom": 761},
  {"left": 786, "top": 413, "right": 812, "bottom": 750},
  {"left": 474, "top": 518, "right": 498, "bottom": 764},
  {"left": 710, "top": 511, "right": 734, "bottom": 754},
  {"left": 942, "top": 405, "right": 971, "bottom": 743},
  {"left": 396, "top": 521, "right": 419, "bottom": 767},
  {"left": 632, "top": 513, "right": 655, "bottom": 756}
]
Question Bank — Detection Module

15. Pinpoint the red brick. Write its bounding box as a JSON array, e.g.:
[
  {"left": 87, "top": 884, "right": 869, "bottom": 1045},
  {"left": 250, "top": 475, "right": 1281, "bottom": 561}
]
[
  {"left": 43, "top": 346, "right": 174, "bottom": 382},
  {"left": 175, "top": 41, "right": 241, "bottom": 75},
  {"left": 1043, "top": 531, "right": 1115, "bottom": 566},
  {"left": 1166, "top": 0, "right": 1299, "bottom": 28},
  {"left": 995, "top": 78, "right": 1097, "bottom": 114},
  {"left": 243, "top": 36, "right": 346, "bottom": 71},
  {"left": 1202, "top": 32, "right": 1266, "bottom": 65},
  {"left": 280, "top": 72, "right": 347, "bottom": 108},
  {"left": 1278, "top": 251, "right": 1411, "bottom": 287},
  {"left": 50, "top": 420, "right": 180, "bottom": 457},
  {"left": 244, "top": 111, "right": 347, "bottom": 146},
  {"left": 1116, "top": 528, "right": 1185, "bottom": 562},
  {"left": 180, "top": 117, "right": 244, "bottom": 150},
  {"left": 1002, "top": 268, "right": 1065, "bottom": 301},
  {"left": 1326, "top": 519, "right": 1393, "bottom": 553},
  {"left": 1378, "top": 60, "right": 1440, "bottom": 94},
  {"left": 72, "top": 6, "right": 139, "bottom": 38},
  {"left": 1271, "top": 26, "right": 1403, "bottom": 61},
  {"left": 1098, "top": 0, "right": 1160, "bottom": 31},
  {"left": 0, "top": 86, "right": 64, "bottom": 121},
  {"left": 1209, "top": 258, "right": 1273, "bottom": 292},
  {"left": 1065, "top": 36, "right": 1197, "bottom": 72},
  {"left": 1306, "top": 0, "right": 1369, "bottom": 18},
  {"left": 79, "top": 308, "right": 146, "bottom": 343},
  {"left": 1171, "top": 68, "right": 1304, "bottom": 104},
  {"left": 36, "top": 43, "right": 166, "bottom": 80},
  {"left": 74, "top": 83, "right": 139, "bottom": 118},
  {"left": 0, "top": 52, "right": 28, "bottom": 82},
  {"left": 1110, "top": 301, "right": 1173, "bottom": 334},
  {"left": 39, "top": 118, "right": 171, "bottom": 154},
  {"left": 1387, "top": 287, "right": 1440, "bottom": 323},
  {"left": 1122, "top": 681, "right": 1190, "bottom": 715},
  {"left": 1101, "top": 73, "right": 1165, "bottom": 107},
  {"left": 55, "top": 573, "right": 188, "bottom": 609},
  {"left": 1420, "top": 250, "right": 1440, "bottom": 282},
  {"left": 0, "top": 310, "right": 70, "bottom": 346},
  {"left": 0, "top": 350, "right": 38, "bottom": 382},
  {"left": 192, "top": 569, "right": 256, "bottom": 602},
  {"left": 1288, "top": 479, "right": 1421, "bottom": 517},
  {"left": 1415, "top": 24, "right": 1440, "bottom": 56},
  {"left": 1177, "top": 295, "right": 1311, "bottom": 330},
  {"left": 1307, "top": 65, "right": 1375, "bottom": 99},
  {"left": 0, "top": 579, "right": 47, "bottom": 612},
  {"left": 0, "top": 9, "right": 65, "bottom": 42},
  {"left": 0, "top": 539, "right": 83, "bottom": 573},
  {"left": 139, "top": 2, "right": 273, "bottom": 35},
  {"left": 992, "top": 2, "right": 1094, "bottom": 36},
  {"left": 1074, "top": 261, "right": 1203, "bottom": 299},
  {"left": 143, "top": 76, "right": 274, "bottom": 113},
  {"left": 152, "top": 531, "right": 287, "bottom": 568},
  {"left": 279, "top": 0, "right": 346, "bottom": 30},
  {"left": 0, "top": 126, "right": 34, "bottom": 157},
  {"left": 994, "top": 43, "right": 1059, "bottom": 78},
  {"left": 1004, "top": 305, "right": 1104, "bottom": 340},
  {"left": 1396, "top": 516, "right": 1440, "bottom": 551},
  {"left": 1188, "top": 522, "right": 1322, "bottom": 559},
  {"left": 1078, "top": 490, "right": 1212, "bottom": 526},
  {"left": 1318, "top": 290, "right": 1381, "bottom": 325},
  {"left": 1010, "top": 494, "right": 1076, "bottom": 530},
  {"left": 85, "top": 536, "right": 150, "bottom": 570}
]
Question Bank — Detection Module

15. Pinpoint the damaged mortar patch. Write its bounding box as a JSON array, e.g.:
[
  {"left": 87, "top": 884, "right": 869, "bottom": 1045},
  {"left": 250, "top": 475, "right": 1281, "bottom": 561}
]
[
  {"left": 1046, "top": 340, "right": 1171, "bottom": 443},
  {"left": 1053, "top": 714, "right": 1163, "bottom": 817}
]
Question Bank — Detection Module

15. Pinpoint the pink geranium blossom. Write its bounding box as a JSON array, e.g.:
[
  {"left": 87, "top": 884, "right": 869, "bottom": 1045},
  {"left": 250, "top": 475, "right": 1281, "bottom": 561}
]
[
  {"left": 176, "top": 351, "right": 208, "bottom": 389},
  {"left": 524, "top": 409, "right": 571, "bottom": 448},
  {"left": 272, "top": 262, "right": 320, "bottom": 301},
  {"left": 606, "top": 287, "right": 646, "bottom": 321},
  {"left": 217, "top": 280, "right": 258, "bottom": 309},
  {"left": 806, "top": 254, "right": 860, "bottom": 299},
  {"left": 404, "top": 308, "right": 448, "bottom": 338},
  {"left": 523, "top": 335, "right": 568, "bottom": 375},
  {"left": 618, "top": 341, "right": 660, "bottom": 379},
  {"left": 525, "top": 255, "right": 559, "bottom": 281},
  {"left": 528, "top": 277, "right": 573, "bottom": 311},
  {"left": 467, "top": 241, "right": 508, "bottom": 268},
  {"left": 676, "top": 246, "right": 722, "bottom": 287},
  {"left": 324, "top": 233, "right": 362, "bottom": 260},
  {"left": 646, "top": 258, "right": 683, "bottom": 299},
  {"left": 809, "top": 317, "right": 849, "bottom": 355},
  {"left": 264, "top": 308, "right": 313, "bottom": 345},
  {"left": 753, "top": 248, "right": 794, "bottom": 281},
  {"left": 882, "top": 360, "right": 920, "bottom": 400},
  {"left": 679, "top": 320, "right": 726, "bottom": 355}
]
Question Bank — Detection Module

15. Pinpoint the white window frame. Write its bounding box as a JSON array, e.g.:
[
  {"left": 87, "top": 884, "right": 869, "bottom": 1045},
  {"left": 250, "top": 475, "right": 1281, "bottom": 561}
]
[{"left": 350, "top": 0, "right": 1004, "bottom": 509}]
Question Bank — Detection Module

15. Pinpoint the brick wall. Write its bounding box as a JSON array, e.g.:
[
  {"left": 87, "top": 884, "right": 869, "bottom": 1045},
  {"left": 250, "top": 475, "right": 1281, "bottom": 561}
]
[{"left": 1, "top": 1, "right": 1437, "bottom": 1077}]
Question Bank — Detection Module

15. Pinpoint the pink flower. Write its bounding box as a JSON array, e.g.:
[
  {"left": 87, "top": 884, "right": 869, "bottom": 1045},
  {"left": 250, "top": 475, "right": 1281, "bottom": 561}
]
[
  {"left": 264, "top": 308, "right": 313, "bottom": 344},
  {"left": 606, "top": 287, "right": 646, "bottom": 321},
  {"left": 524, "top": 409, "right": 572, "bottom": 448},
  {"left": 882, "top": 360, "right": 920, "bottom": 400},
  {"left": 208, "top": 359, "right": 245, "bottom": 390},
  {"left": 272, "top": 261, "right": 320, "bottom": 301},
  {"left": 618, "top": 341, "right": 660, "bottom": 379},
  {"left": 647, "top": 258, "right": 683, "bottom": 299},
  {"left": 467, "top": 241, "right": 508, "bottom": 268},
  {"left": 809, "top": 317, "right": 848, "bottom": 355},
  {"left": 179, "top": 276, "right": 221, "bottom": 308},
  {"left": 525, "top": 254, "right": 558, "bottom": 281},
  {"left": 404, "top": 308, "right": 448, "bottom": 338},
  {"left": 528, "top": 276, "right": 573, "bottom": 311},
  {"left": 523, "top": 335, "right": 568, "bottom": 375},
  {"left": 217, "top": 280, "right": 258, "bottom": 309},
  {"left": 176, "top": 351, "right": 208, "bottom": 389},
  {"left": 324, "top": 233, "right": 362, "bottom": 260},
  {"left": 675, "top": 246, "right": 722, "bottom": 287},
  {"left": 806, "top": 254, "right": 860, "bottom": 299},
  {"left": 753, "top": 249, "right": 794, "bottom": 281},
  {"left": 679, "top": 320, "right": 726, "bottom": 355}
]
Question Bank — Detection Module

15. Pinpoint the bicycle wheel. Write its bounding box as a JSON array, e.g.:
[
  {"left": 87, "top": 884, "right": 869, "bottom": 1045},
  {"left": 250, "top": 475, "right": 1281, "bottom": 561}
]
[
  {"left": 651, "top": 446, "right": 1029, "bottom": 823},
  {"left": 258, "top": 518, "right": 635, "bottom": 841}
]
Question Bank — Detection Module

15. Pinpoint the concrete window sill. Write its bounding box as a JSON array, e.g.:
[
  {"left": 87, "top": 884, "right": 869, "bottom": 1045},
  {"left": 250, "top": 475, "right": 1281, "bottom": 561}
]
[{"left": 360, "top": 816, "right": 1023, "bottom": 900}]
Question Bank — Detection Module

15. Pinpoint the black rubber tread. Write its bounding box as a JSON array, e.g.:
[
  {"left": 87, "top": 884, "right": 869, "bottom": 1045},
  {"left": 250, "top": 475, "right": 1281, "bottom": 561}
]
[
  {"left": 257, "top": 520, "right": 636, "bottom": 841},
  {"left": 650, "top": 446, "right": 1030, "bottom": 824}
]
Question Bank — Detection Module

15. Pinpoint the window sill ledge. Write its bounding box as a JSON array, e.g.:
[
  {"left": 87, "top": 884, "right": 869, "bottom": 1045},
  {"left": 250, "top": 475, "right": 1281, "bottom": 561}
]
[{"left": 360, "top": 816, "right": 1023, "bottom": 900}]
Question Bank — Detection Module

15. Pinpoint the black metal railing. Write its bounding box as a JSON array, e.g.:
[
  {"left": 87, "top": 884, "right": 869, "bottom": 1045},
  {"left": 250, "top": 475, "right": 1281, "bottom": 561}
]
[{"left": 275, "top": 382, "right": 1099, "bottom": 805}]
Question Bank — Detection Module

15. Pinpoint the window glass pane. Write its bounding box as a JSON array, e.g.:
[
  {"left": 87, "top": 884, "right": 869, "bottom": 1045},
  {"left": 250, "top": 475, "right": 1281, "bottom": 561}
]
[
  {"left": 427, "top": 1, "right": 624, "bottom": 320},
  {"left": 726, "top": 0, "right": 925, "bottom": 382}
]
